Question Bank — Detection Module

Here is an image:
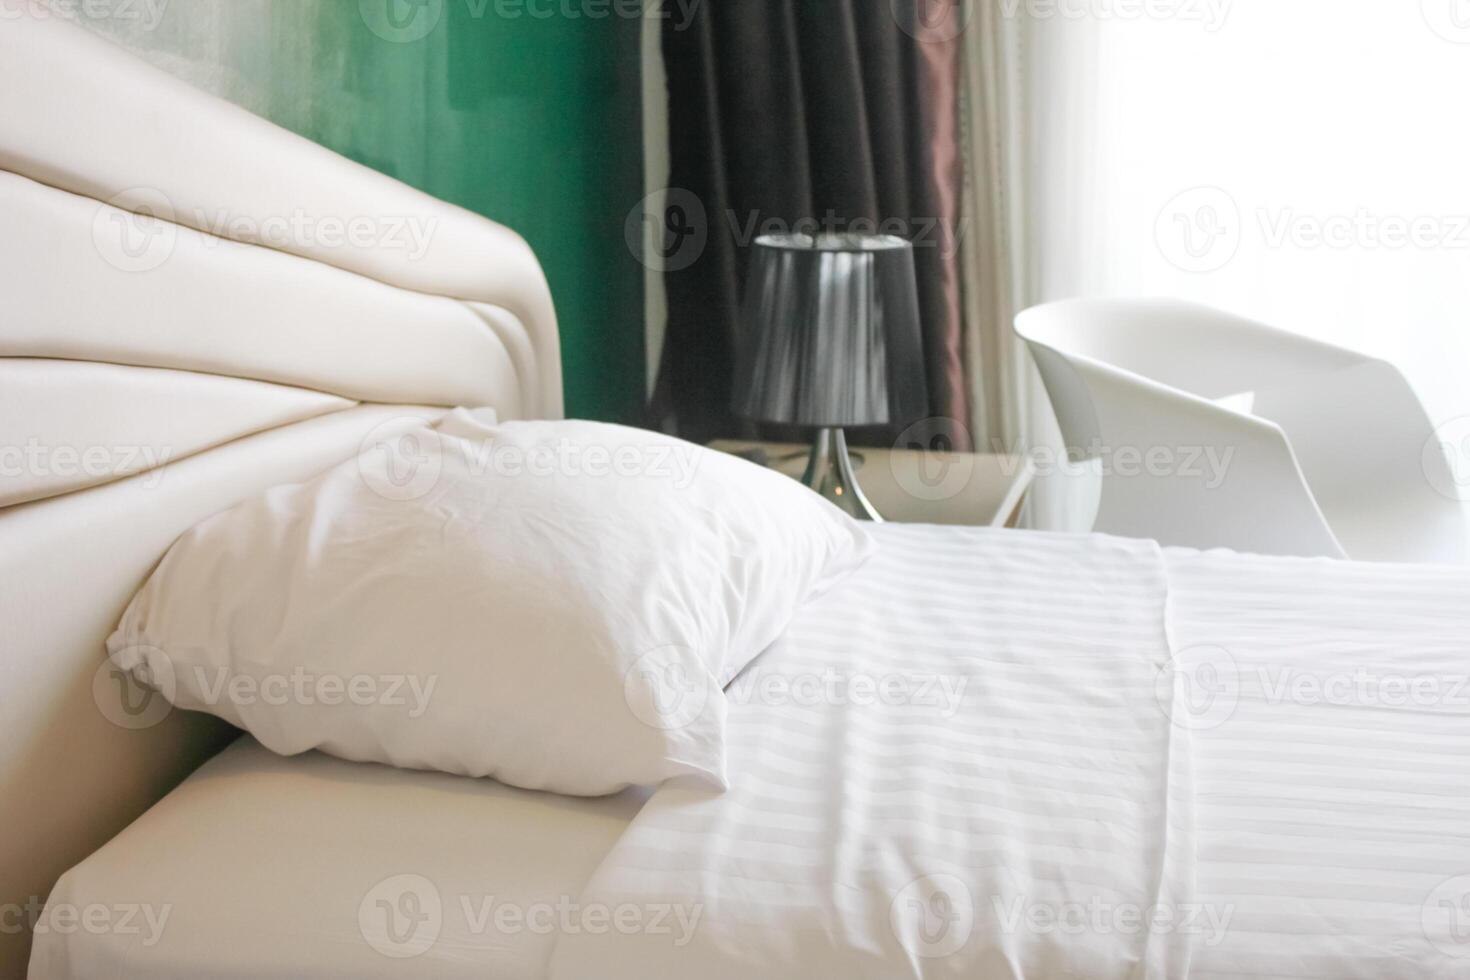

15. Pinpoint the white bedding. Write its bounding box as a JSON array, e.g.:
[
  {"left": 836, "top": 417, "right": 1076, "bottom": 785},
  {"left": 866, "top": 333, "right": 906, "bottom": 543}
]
[
  {"left": 34, "top": 525, "right": 1470, "bottom": 978},
  {"left": 550, "top": 525, "right": 1199, "bottom": 979},
  {"left": 551, "top": 527, "right": 1470, "bottom": 979},
  {"left": 1165, "top": 548, "right": 1470, "bottom": 979}
]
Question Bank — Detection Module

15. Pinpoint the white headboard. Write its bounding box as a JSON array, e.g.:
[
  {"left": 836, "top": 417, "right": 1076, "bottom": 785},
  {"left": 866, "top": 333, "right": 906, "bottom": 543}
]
[{"left": 0, "top": 16, "right": 562, "bottom": 972}]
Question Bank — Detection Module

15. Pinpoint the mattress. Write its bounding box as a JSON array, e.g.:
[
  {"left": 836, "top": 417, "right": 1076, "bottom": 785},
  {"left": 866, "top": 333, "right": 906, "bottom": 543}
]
[
  {"left": 552, "top": 524, "right": 1197, "bottom": 978},
  {"left": 552, "top": 527, "right": 1470, "bottom": 978},
  {"left": 32, "top": 525, "right": 1470, "bottom": 978},
  {"left": 29, "top": 738, "right": 646, "bottom": 980},
  {"left": 1165, "top": 547, "right": 1470, "bottom": 979}
]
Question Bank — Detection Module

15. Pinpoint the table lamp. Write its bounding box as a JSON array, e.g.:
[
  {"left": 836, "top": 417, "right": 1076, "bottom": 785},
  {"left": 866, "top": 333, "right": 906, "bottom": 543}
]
[{"left": 733, "top": 233, "right": 928, "bottom": 521}]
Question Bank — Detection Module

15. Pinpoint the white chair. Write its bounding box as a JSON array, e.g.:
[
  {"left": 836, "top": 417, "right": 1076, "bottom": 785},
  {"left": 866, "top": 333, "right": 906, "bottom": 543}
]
[{"left": 1014, "top": 297, "right": 1469, "bottom": 562}]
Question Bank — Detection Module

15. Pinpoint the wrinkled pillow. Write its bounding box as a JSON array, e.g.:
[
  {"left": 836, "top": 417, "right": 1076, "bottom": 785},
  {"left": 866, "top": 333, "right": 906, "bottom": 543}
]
[{"left": 107, "top": 412, "right": 874, "bottom": 795}]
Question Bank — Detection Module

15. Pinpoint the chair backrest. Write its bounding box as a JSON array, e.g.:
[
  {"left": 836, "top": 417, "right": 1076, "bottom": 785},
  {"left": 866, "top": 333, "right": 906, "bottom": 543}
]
[
  {"left": 1015, "top": 298, "right": 1348, "bottom": 557},
  {"left": 1016, "top": 297, "right": 1469, "bottom": 563}
]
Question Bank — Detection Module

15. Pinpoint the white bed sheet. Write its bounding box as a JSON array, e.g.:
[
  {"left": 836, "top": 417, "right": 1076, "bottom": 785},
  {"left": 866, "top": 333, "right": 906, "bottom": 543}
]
[
  {"left": 33, "top": 525, "right": 1470, "bottom": 978},
  {"left": 550, "top": 524, "right": 1198, "bottom": 979},
  {"left": 552, "top": 526, "right": 1470, "bottom": 979},
  {"left": 28, "top": 738, "right": 645, "bottom": 980},
  {"left": 1165, "top": 547, "right": 1470, "bottom": 980}
]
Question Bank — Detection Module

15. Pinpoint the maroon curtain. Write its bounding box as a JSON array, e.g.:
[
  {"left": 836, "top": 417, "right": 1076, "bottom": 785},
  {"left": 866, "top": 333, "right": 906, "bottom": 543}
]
[{"left": 651, "top": 0, "right": 969, "bottom": 449}]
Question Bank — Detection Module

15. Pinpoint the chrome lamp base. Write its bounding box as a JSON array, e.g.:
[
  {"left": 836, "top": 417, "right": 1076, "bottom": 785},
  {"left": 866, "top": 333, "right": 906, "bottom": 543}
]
[{"left": 801, "top": 428, "right": 883, "bottom": 522}]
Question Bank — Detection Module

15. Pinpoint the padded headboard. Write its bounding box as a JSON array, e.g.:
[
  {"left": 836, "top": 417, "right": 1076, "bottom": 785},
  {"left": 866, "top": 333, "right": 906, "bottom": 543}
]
[{"left": 0, "top": 16, "right": 562, "bottom": 973}]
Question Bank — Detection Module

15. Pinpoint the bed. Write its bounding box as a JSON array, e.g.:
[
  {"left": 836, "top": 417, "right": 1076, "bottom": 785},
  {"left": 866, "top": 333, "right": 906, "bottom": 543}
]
[
  {"left": 28, "top": 524, "right": 1470, "bottom": 979},
  {"left": 552, "top": 531, "right": 1470, "bottom": 979},
  {"left": 7, "top": 16, "right": 1470, "bottom": 980}
]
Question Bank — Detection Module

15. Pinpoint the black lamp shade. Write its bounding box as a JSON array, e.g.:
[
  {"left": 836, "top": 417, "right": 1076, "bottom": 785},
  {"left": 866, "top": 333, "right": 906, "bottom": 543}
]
[{"left": 733, "top": 233, "right": 929, "bottom": 429}]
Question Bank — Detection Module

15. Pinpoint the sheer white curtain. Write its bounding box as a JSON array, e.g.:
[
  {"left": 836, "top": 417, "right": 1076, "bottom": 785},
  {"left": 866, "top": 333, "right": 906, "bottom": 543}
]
[
  {"left": 959, "top": 1, "right": 1033, "bottom": 458},
  {"left": 996, "top": 0, "right": 1470, "bottom": 529}
]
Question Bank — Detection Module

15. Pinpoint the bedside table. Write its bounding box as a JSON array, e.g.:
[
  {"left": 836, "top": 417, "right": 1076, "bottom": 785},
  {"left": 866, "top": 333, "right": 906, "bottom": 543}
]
[{"left": 710, "top": 441, "right": 1035, "bottom": 528}]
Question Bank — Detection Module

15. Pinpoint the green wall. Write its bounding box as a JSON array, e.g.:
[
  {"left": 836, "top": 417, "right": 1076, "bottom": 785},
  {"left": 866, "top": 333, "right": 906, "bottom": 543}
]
[{"left": 82, "top": 0, "right": 645, "bottom": 421}]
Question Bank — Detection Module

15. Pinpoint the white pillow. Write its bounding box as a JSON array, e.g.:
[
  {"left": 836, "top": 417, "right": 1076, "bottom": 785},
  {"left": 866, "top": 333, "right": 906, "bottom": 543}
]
[{"left": 107, "top": 412, "right": 873, "bottom": 796}]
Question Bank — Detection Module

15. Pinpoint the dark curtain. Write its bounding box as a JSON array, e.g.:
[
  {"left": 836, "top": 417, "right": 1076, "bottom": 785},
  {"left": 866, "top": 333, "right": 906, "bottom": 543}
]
[{"left": 650, "top": 0, "right": 969, "bottom": 449}]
